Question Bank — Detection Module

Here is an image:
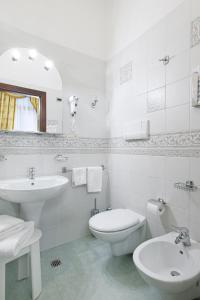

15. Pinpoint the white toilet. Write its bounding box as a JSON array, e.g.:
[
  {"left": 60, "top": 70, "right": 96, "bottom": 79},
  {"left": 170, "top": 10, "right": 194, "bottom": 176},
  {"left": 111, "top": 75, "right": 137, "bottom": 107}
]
[{"left": 89, "top": 209, "right": 146, "bottom": 256}]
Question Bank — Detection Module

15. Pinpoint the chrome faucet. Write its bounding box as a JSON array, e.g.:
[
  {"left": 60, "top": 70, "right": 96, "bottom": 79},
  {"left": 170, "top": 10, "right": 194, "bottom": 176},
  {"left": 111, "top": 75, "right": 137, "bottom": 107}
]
[
  {"left": 172, "top": 226, "right": 191, "bottom": 247},
  {"left": 28, "top": 167, "right": 36, "bottom": 180}
]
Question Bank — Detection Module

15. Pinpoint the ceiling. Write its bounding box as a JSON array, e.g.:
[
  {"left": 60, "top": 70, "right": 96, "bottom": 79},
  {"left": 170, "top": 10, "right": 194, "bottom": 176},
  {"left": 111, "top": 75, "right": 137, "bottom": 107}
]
[{"left": 0, "top": 0, "right": 184, "bottom": 60}]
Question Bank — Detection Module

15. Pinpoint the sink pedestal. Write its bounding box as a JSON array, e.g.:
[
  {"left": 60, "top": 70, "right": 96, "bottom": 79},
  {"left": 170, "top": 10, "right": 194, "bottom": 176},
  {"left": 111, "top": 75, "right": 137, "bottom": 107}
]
[{"left": 20, "top": 201, "right": 45, "bottom": 227}]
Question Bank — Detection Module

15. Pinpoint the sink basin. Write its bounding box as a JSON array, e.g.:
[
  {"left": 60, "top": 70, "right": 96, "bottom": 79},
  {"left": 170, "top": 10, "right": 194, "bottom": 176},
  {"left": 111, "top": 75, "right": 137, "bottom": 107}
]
[
  {"left": 0, "top": 176, "right": 69, "bottom": 203},
  {"left": 133, "top": 232, "right": 200, "bottom": 299},
  {"left": 0, "top": 176, "right": 69, "bottom": 225}
]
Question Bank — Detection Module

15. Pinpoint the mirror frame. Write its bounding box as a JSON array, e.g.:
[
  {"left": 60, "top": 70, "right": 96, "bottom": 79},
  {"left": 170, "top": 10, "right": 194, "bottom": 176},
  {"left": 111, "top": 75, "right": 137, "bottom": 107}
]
[{"left": 0, "top": 82, "right": 46, "bottom": 132}]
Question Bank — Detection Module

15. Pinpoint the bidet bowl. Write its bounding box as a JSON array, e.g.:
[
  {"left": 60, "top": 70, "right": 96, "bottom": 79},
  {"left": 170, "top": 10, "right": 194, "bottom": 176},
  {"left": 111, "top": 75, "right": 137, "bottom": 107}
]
[{"left": 133, "top": 232, "right": 200, "bottom": 294}]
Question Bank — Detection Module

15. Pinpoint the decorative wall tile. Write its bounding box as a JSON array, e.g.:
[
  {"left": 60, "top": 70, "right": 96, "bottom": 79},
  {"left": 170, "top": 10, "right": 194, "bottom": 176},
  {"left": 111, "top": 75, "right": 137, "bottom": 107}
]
[
  {"left": 120, "top": 62, "right": 132, "bottom": 85},
  {"left": 191, "top": 17, "right": 200, "bottom": 48}
]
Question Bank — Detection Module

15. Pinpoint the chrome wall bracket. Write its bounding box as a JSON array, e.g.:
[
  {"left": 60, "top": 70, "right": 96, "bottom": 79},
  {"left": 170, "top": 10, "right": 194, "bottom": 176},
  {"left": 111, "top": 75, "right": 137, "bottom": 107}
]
[
  {"left": 174, "top": 181, "right": 198, "bottom": 192},
  {"left": 159, "top": 55, "right": 171, "bottom": 65}
]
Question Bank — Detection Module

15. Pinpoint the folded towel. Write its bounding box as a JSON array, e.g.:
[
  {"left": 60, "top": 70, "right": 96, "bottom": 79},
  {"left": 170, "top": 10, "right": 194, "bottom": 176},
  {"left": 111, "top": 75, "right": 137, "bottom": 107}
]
[
  {"left": 0, "top": 215, "right": 25, "bottom": 241},
  {"left": 72, "top": 168, "right": 87, "bottom": 186},
  {"left": 0, "top": 221, "right": 34, "bottom": 258},
  {"left": 87, "top": 167, "right": 102, "bottom": 193}
]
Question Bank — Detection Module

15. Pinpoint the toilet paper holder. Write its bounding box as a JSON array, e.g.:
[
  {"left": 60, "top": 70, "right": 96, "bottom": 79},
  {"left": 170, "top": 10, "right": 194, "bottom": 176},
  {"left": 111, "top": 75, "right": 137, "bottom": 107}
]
[{"left": 148, "top": 198, "right": 167, "bottom": 212}]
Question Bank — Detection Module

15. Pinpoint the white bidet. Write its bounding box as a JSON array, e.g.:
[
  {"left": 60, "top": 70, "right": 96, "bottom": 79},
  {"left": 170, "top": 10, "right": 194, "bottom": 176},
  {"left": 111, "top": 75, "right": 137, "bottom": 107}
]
[{"left": 133, "top": 232, "right": 200, "bottom": 300}]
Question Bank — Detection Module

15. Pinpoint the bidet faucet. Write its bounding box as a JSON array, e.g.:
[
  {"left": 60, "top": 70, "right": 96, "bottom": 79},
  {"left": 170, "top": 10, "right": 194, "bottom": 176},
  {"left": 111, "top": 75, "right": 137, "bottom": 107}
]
[
  {"left": 28, "top": 167, "right": 36, "bottom": 180},
  {"left": 172, "top": 226, "right": 191, "bottom": 247}
]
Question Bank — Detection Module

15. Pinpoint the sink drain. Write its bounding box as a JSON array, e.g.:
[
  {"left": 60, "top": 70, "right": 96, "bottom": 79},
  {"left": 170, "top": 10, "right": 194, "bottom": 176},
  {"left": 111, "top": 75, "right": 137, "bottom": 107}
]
[{"left": 170, "top": 270, "right": 181, "bottom": 277}]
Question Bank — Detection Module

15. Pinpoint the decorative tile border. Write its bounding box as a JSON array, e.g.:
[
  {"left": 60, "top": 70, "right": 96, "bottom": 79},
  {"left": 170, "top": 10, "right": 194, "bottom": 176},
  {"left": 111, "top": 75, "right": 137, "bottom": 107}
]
[
  {"left": 1, "top": 131, "right": 200, "bottom": 157},
  {"left": 109, "top": 147, "right": 200, "bottom": 157},
  {"left": 0, "top": 132, "right": 109, "bottom": 150},
  {"left": 191, "top": 17, "right": 200, "bottom": 48},
  {"left": 107, "top": 131, "right": 200, "bottom": 157}
]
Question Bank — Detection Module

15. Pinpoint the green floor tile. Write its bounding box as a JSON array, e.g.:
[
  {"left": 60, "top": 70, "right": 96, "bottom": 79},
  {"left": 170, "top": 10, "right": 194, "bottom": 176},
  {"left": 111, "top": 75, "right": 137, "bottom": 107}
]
[{"left": 6, "top": 235, "right": 155, "bottom": 300}]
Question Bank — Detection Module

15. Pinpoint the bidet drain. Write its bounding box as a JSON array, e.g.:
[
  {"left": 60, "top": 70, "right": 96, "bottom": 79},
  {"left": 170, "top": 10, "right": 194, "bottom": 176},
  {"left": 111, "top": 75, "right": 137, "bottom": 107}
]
[
  {"left": 170, "top": 270, "right": 180, "bottom": 277},
  {"left": 50, "top": 259, "right": 62, "bottom": 268}
]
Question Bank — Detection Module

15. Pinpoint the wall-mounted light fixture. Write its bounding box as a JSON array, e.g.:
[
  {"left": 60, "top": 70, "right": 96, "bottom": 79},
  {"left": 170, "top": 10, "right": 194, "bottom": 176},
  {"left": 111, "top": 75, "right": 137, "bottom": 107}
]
[
  {"left": 11, "top": 49, "right": 20, "bottom": 62},
  {"left": 44, "top": 60, "right": 54, "bottom": 71},
  {"left": 28, "top": 49, "right": 38, "bottom": 61}
]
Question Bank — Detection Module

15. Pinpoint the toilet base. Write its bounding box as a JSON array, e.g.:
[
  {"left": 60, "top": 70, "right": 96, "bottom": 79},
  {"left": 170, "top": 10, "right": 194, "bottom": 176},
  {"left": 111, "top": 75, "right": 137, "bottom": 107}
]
[{"left": 110, "top": 225, "right": 146, "bottom": 256}]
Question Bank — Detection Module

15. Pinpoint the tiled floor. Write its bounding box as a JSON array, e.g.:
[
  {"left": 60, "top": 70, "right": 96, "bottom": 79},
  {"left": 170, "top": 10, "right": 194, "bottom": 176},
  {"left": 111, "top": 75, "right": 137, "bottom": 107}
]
[{"left": 6, "top": 235, "right": 158, "bottom": 300}]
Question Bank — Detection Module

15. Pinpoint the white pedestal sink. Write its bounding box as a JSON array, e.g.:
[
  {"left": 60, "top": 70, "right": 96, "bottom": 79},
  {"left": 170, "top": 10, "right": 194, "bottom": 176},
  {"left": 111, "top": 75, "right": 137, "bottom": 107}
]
[{"left": 0, "top": 176, "right": 69, "bottom": 226}]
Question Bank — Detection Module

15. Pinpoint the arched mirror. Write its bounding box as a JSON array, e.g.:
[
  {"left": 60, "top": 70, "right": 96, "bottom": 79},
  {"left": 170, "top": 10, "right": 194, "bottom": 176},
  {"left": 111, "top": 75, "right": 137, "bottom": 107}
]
[{"left": 0, "top": 48, "right": 63, "bottom": 133}]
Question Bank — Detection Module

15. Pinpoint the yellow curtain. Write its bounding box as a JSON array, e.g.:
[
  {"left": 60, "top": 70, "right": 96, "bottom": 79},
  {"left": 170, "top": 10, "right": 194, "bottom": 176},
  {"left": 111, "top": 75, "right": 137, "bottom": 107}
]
[
  {"left": 30, "top": 97, "right": 39, "bottom": 113},
  {"left": 0, "top": 92, "right": 39, "bottom": 130},
  {"left": 0, "top": 92, "right": 18, "bottom": 130}
]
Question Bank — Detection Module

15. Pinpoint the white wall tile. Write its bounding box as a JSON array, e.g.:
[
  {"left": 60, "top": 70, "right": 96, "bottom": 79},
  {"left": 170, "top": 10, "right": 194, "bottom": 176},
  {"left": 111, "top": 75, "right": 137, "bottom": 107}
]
[
  {"left": 165, "top": 0, "right": 191, "bottom": 55},
  {"left": 165, "top": 206, "right": 189, "bottom": 228},
  {"left": 191, "top": 0, "right": 200, "bottom": 20},
  {"left": 166, "top": 104, "right": 189, "bottom": 133},
  {"left": 147, "top": 110, "right": 166, "bottom": 134},
  {"left": 190, "top": 105, "right": 200, "bottom": 131},
  {"left": 190, "top": 192, "right": 200, "bottom": 222},
  {"left": 147, "top": 177, "right": 166, "bottom": 200},
  {"left": 165, "top": 157, "right": 190, "bottom": 182},
  {"left": 133, "top": 63, "right": 148, "bottom": 96},
  {"left": 190, "top": 158, "right": 200, "bottom": 185},
  {"left": 147, "top": 87, "right": 165, "bottom": 113},
  {"left": 147, "top": 19, "right": 167, "bottom": 64},
  {"left": 165, "top": 180, "right": 190, "bottom": 210},
  {"left": 147, "top": 61, "right": 165, "bottom": 91},
  {"left": 166, "top": 78, "right": 190, "bottom": 108},
  {"left": 147, "top": 156, "right": 165, "bottom": 179},
  {"left": 166, "top": 50, "right": 190, "bottom": 85}
]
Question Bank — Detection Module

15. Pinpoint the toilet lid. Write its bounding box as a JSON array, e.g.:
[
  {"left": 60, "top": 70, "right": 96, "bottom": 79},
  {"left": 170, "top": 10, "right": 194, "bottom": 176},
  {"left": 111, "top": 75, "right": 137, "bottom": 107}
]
[{"left": 89, "top": 209, "right": 140, "bottom": 232}]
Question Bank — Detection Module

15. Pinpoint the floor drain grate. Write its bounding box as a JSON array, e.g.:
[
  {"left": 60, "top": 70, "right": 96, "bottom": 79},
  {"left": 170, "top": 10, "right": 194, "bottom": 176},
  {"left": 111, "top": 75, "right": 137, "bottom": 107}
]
[
  {"left": 50, "top": 259, "right": 62, "bottom": 268},
  {"left": 170, "top": 270, "right": 180, "bottom": 277}
]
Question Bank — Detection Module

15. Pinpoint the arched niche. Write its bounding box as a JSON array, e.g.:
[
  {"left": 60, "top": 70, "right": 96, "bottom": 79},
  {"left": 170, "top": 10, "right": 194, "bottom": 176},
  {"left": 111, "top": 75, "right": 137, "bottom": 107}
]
[{"left": 0, "top": 48, "right": 62, "bottom": 90}]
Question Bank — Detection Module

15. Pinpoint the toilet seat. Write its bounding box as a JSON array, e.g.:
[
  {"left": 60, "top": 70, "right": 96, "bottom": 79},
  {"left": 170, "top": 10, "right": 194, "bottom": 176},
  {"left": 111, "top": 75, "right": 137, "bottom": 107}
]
[{"left": 89, "top": 209, "right": 140, "bottom": 232}]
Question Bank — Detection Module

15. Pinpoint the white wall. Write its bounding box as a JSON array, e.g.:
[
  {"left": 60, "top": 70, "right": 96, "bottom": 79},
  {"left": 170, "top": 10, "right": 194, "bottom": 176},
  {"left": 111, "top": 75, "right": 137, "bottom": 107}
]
[
  {"left": 0, "top": 0, "right": 107, "bottom": 60},
  {"left": 0, "top": 0, "right": 185, "bottom": 60},
  {"left": 107, "top": 0, "right": 200, "bottom": 242},
  {"left": 0, "top": 24, "right": 108, "bottom": 138},
  {"left": 0, "top": 23, "right": 109, "bottom": 250},
  {"left": 0, "top": 48, "right": 62, "bottom": 90},
  {"left": 106, "top": 0, "right": 185, "bottom": 58}
]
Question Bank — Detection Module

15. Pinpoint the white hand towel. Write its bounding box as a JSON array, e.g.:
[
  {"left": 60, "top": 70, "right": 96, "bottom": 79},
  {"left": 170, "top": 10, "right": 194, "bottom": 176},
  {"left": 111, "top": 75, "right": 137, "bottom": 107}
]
[
  {"left": 0, "top": 215, "right": 25, "bottom": 240},
  {"left": 87, "top": 167, "right": 102, "bottom": 193},
  {"left": 0, "top": 221, "right": 34, "bottom": 258},
  {"left": 72, "top": 168, "right": 87, "bottom": 186}
]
